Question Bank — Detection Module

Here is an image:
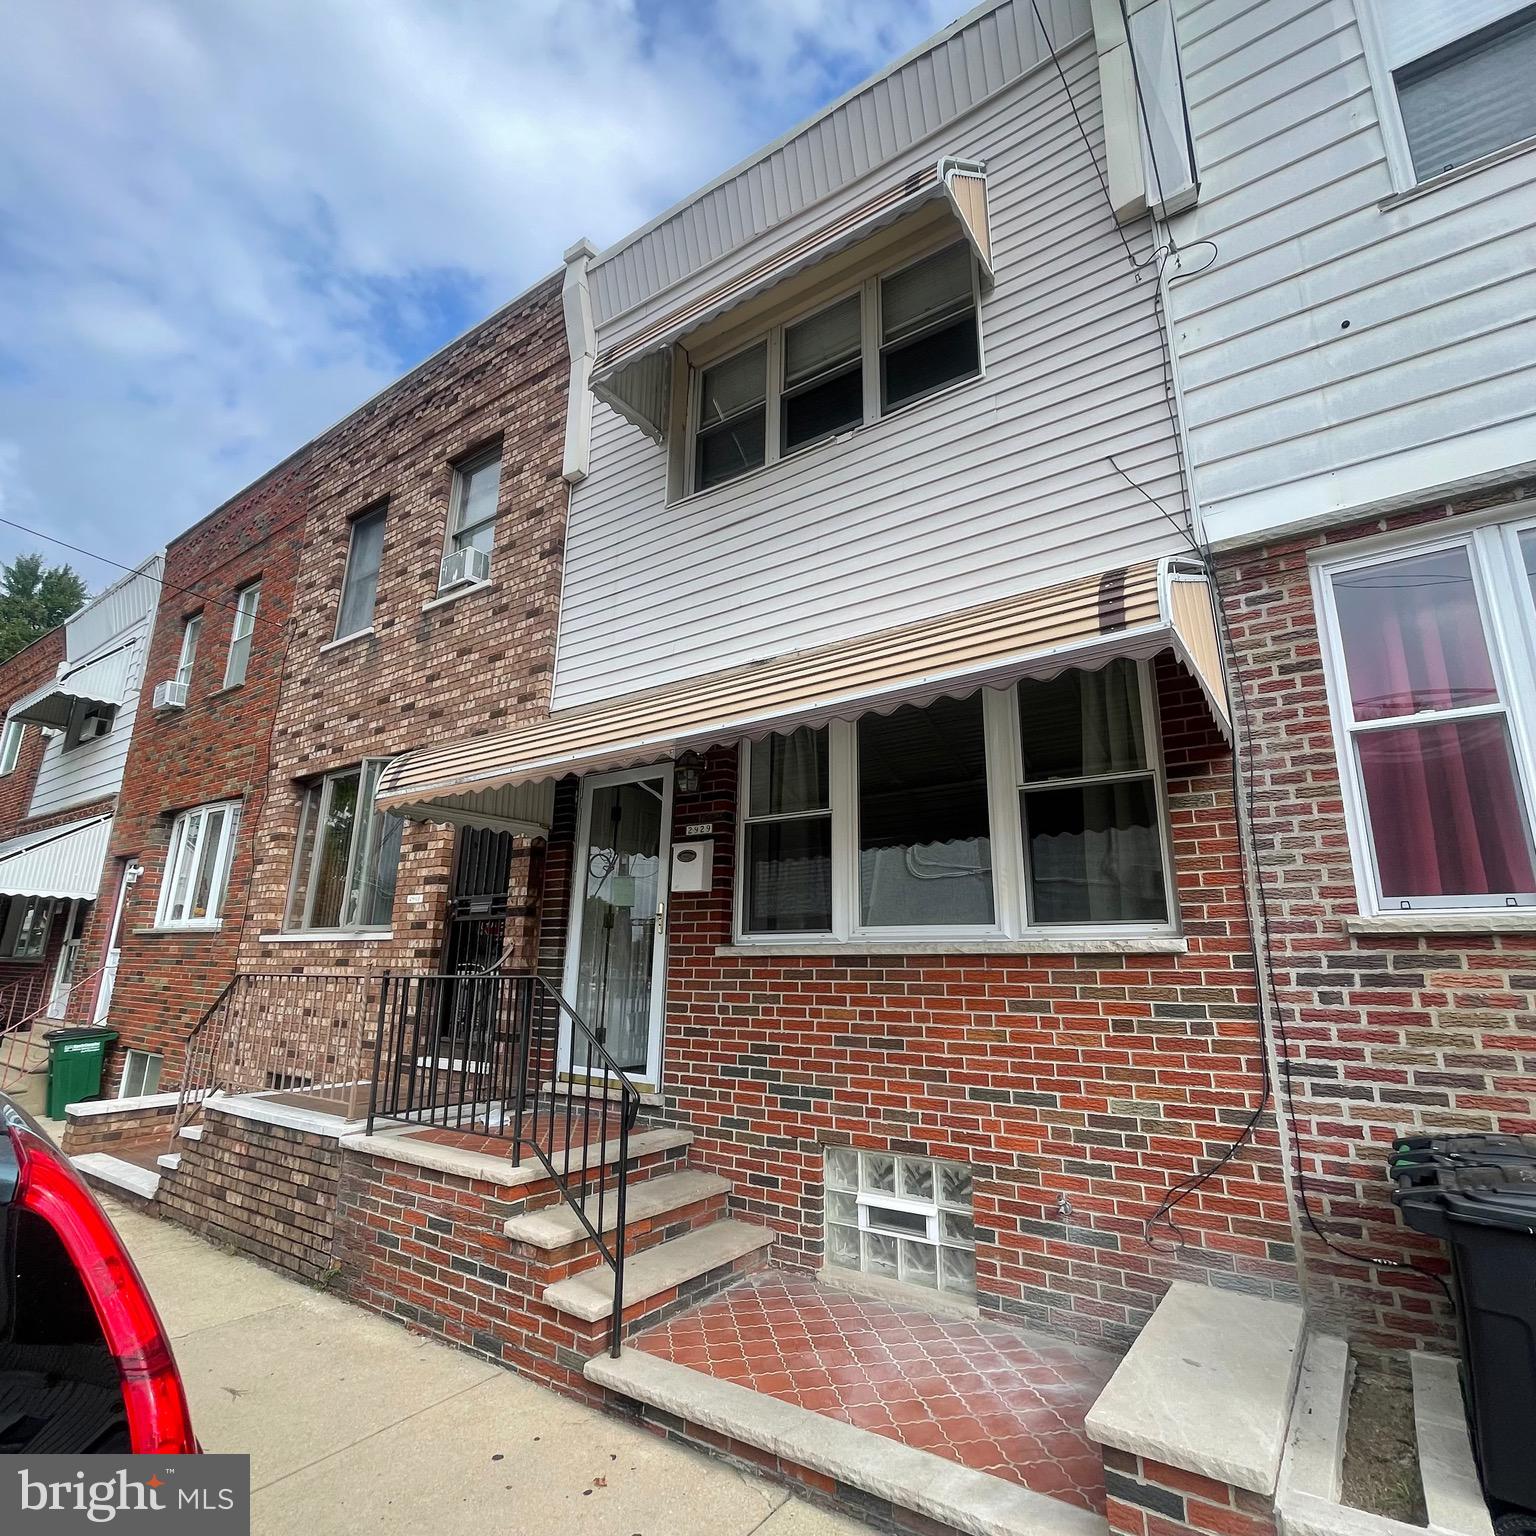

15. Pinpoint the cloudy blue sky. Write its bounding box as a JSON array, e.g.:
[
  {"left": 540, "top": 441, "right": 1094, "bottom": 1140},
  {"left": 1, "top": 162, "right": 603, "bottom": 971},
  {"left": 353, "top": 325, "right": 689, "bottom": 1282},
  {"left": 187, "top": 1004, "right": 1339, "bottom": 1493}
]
[{"left": 0, "top": 0, "right": 956, "bottom": 586}]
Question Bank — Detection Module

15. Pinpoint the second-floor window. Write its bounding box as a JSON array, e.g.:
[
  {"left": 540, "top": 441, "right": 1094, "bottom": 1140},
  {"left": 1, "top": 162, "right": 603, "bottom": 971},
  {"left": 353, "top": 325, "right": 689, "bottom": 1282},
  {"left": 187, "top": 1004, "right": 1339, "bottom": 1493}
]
[
  {"left": 447, "top": 450, "right": 501, "bottom": 561},
  {"left": 224, "top": 581, "right": 261, "bottom": 688},
  {"left": 157, "top": 802, "right": 241, "bottom": 927},
  {"left": 284, "top": 759, "right": 403, "bottom": 932},
  {"left": 336, "top": 505, "right": 387, "bottom": 639},
  {"left": 686, "top": 239, "right": 981, "bottom": 496},
  {"left": 176, "top": 614, "right": 202, "bottom": 691},
  {"left": 1369, "top": 1, "right": 1536, "bottom": 183},
  {"left": 0, "top": 718, "right": 23, "bottom": 776}
]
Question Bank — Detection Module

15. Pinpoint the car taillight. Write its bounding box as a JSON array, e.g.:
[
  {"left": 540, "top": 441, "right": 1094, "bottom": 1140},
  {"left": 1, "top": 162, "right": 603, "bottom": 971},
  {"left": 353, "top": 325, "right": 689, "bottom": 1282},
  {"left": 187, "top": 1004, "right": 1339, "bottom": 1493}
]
[{"left": 9, "top": 1126, "right": 197, "bottom": 1454}]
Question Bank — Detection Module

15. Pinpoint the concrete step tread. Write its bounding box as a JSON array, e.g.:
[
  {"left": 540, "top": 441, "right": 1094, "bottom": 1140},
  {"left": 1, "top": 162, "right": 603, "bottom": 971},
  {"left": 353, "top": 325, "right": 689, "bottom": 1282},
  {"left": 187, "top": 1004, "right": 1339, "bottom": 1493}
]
[
  {"left": 505, "top": 1170, "right": 730, "bottom": 1249},
  {"left": 177, "top": 1125, "right": 204, "bottom": 1142},
  {"left": 339, "top": 1125, "right": 691, "bottom": 1189},
  {"left": 544, "top": 1219, "right": 774, "bottom": 1323},
  {"left": 156, "top": 1153, "right": 182, "bottom": 1171},
  {"left": 72, "top": 1153, "right": 161, "bottom": 1202},
  {"left": 587, "top": 1349, "right": 1106, "bottom": 1536}
]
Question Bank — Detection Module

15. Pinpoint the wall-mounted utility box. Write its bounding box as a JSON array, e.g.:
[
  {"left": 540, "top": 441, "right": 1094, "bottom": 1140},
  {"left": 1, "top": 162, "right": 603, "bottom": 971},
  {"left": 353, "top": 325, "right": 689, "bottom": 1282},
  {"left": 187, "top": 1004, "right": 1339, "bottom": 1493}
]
[{"left": 670, "top": 839, "right": 713, "bottom": 893}]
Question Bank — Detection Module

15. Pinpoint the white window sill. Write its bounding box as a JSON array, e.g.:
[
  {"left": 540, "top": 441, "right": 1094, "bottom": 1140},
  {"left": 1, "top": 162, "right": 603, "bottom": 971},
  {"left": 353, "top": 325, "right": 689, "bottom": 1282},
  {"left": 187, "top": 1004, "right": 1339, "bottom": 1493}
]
[
  {"left": 320, "top": 628, "right": 375, "bottom": 654},
  {"left": 717, "top": 936, "right": 1187, "bottom": 957},
  {"left": 1378, "top": 134, "right": 1536, "bottom": 210},
  {"left": 1343, "top": 912, "right": 1536, "bottom": 936},
  {"left": 132, "top": 922, "right": 223, "bottom": 937},
  {"left": 422, "top": 580, "right": 491, "bottom": 613},
  {"left": 258, "top": 929, "right": 394, "bottom": 944}
]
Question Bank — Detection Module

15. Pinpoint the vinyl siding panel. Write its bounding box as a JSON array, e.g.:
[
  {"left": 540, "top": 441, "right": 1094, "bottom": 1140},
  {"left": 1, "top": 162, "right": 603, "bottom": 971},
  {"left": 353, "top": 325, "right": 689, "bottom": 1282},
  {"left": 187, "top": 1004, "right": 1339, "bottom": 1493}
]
[
  {"left": 1167, "top": 0, "right": 1536, "bottom": 546},
  {"left": 554, "top": 39, "right": 1187, "bottom": 708}
]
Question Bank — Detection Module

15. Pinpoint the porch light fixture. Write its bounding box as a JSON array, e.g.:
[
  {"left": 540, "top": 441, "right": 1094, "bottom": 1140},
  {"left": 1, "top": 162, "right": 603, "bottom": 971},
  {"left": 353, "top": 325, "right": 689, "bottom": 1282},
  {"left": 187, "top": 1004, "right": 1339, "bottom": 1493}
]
[{"left": 675, "top": 751, "right": 703, "bottom": 795}]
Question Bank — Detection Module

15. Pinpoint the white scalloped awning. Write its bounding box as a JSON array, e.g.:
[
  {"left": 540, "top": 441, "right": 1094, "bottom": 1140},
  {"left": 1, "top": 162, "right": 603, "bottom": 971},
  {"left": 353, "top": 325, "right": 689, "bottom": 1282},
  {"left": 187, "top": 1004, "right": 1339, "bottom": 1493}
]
[
  {"left": 592, "top": 157, "right": 992, "bottom": 442},
  {"left": 377, "top": 557, "right": 1229, "bottom": 831},
  {"left": 8, "top": 643, "right": 134, "bottom": 730},
  {"left": 0, "top": 815, "right": 113, "bottom": 900}
]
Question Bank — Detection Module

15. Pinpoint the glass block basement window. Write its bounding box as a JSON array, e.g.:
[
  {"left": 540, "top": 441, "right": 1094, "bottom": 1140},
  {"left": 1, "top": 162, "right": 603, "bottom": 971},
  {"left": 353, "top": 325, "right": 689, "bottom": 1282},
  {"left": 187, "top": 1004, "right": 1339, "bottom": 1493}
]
[{"left": 825, "top": 1148, "right": 976, "bottom": 1296}]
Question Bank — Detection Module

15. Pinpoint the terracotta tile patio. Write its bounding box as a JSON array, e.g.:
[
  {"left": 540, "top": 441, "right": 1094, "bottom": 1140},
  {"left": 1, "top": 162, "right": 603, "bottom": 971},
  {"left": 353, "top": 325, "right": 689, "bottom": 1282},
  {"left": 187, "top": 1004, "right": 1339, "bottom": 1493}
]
[{"left": 632, "top": 1269, "right": 1117, "bottom": 1511}]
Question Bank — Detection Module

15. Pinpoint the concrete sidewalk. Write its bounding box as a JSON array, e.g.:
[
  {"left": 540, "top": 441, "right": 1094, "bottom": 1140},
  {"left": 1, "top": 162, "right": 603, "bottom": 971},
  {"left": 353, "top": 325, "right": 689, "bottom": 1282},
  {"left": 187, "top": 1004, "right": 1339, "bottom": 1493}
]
[{"left": 103, "top": 1197, "right": 874, "bottom": 1536}]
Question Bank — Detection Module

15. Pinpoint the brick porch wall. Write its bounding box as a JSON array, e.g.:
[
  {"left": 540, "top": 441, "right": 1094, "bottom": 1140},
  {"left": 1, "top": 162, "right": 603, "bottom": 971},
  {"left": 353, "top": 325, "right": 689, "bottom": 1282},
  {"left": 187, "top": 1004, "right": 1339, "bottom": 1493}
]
[
  {"left": 1214, "top": 478, "right": 1536, "bottom": 1351},
  {"left": 538, "top": 653, "right": 1298, "bottom": 1351}
]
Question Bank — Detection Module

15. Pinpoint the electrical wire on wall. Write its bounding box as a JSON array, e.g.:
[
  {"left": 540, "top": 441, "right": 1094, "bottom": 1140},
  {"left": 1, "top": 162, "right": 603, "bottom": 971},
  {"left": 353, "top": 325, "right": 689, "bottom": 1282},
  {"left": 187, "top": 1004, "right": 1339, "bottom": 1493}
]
[{"left": 1029, "top": 0, "right": 1454, "bottom": 1307}]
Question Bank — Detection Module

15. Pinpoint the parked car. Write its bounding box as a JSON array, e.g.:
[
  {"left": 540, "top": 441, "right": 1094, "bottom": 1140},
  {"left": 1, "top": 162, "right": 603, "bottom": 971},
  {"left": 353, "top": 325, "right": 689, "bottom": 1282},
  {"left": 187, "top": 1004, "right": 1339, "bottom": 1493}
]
[{"left": 0, "top": 1093, "right": 196, "bottom": 1453}]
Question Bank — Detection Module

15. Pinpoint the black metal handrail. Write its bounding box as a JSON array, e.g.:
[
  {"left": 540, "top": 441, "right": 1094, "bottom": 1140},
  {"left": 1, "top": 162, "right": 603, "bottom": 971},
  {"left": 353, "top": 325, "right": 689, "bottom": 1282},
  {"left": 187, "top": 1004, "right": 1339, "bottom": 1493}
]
[{"left": 366, "top": 969, "right": 641, "bottom": 1357}]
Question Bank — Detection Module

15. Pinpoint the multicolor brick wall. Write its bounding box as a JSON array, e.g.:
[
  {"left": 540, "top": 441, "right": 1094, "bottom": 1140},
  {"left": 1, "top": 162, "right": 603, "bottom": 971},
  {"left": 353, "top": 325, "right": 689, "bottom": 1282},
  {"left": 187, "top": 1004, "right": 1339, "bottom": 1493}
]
[
  {"left": 233, "top": 275, "right": 567, "bottom": 985},
  {"left": 538, "top": 653, "right": 1298, "bottom": 1350},
  {"left": 1102, "top": 1449, "right": 1275, "bottom": 1536},
  {"left": 1214, "top": 479, "right": 1536, "bottom": 1351},
  {"left": 87, "top": 450, "right": 311, "bottom": 1083}
]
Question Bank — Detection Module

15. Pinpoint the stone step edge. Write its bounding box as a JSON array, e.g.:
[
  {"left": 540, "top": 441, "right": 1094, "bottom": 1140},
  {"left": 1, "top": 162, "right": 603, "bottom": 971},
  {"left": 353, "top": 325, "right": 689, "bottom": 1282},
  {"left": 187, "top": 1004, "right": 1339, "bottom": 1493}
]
[
  {"left": 505, "top": 1170, "right": 730, "bottom": 1249},
  {"left": 178, "top": 1125, "right": 204, "bottom": 1142},
  {"left": 72, "top": 1153, "right": 162, "bottom": 1203},
  {"left": 545, "top": 1219, "right": 774, "bottom": 1323},
  {"left": 156, "top": 1152, "right": 182, "bottom": 1172},
  {"left": 337, "top": 1125, "right": 692, "bottom": 1189},
  {"left": 586, "top": 1349, "right": 1107, "bottom": 1536}
]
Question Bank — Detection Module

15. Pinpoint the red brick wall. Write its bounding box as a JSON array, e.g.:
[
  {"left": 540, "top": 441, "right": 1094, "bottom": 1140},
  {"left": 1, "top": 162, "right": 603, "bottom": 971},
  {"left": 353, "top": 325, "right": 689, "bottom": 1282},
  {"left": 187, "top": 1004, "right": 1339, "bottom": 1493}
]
[
  {"left": 87, "top": 450, "right": 311, "bottom": 1080},
  {"left": 1214, "top": 479, "right": 1536, "bottom": 1350},
  {"left": 0, "top": 626, "right": 66, "bottom": 839},
  {"left": 235, "top": 275, "right": 567, "bottom": 986},
  {"left": 539, "top": 654, "right": 1297, "bottom": 1350}
]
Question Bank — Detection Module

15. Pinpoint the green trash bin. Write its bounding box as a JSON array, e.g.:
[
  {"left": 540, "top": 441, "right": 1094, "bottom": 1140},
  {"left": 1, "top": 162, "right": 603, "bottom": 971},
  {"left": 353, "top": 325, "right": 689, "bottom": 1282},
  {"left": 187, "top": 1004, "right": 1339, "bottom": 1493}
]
[{"left": 45, "top": 1027, "right": 118, "bottom": 1118}]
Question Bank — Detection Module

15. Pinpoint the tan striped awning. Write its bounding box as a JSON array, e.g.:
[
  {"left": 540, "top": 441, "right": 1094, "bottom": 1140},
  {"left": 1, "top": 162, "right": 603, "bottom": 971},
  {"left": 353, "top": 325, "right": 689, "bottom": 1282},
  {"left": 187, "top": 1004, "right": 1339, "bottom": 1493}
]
[
  {"left": 376, "top": 557, "right": 1230, "bottom": 832},
  {"left": 592, "top": 156, "right": 992, "bottom": 442}
]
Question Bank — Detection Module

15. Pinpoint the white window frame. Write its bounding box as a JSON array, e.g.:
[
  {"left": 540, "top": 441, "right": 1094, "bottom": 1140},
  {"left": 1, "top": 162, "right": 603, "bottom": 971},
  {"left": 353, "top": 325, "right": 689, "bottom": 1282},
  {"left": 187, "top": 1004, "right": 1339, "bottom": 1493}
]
[
  {"left": 1312, "top": 509, "right": 1536, "bottom": 916},
  {"left": 1, "top": 896, "right": 54, "bottom": 962},
  {"left": 336, "top": 504, "right": 387, "bottom": 640},
  {"left": 175, "top": 613, "right": 202, "bottom": 690},
  {"left": 1357, "top": 0, "right": 1536, "bottom": 192},
  {"left": 156, "top": 801, "right": 241, "bottom": 928},
  {"left": 118, "top": 1049, "right": 163, "bottom": 1099},
  {"left": 284, "top": 758, "right": 401, "bottom": 933},
  {"left": 0, "top": 717, "right": 23, "bottom": 776},
  {"left": 733, "top": 661, "right": 1177, "bottom": 943},
  {"left": 224, "top": 581, "right": 261, "bottom": 689},
  {"left": 681, "top": 234, "right": 985, "bottom": 499},
  {"left": 444, "top": 448, "right": 502, "bottom": 561}
]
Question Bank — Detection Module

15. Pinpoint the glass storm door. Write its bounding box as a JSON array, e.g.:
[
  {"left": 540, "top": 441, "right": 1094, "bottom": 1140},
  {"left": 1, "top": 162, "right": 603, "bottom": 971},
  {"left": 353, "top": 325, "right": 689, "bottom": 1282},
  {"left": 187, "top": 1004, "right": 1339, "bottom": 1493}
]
[{"left": 562, "top": 766, "right": 672, "bottom": 1085}]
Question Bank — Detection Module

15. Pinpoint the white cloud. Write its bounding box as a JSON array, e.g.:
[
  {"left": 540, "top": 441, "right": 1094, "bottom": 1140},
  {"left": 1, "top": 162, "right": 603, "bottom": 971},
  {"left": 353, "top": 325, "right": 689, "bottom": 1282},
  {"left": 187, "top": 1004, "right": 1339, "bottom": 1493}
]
[{"left": 0, "top": 0, "right": 952, "bottom": 583}]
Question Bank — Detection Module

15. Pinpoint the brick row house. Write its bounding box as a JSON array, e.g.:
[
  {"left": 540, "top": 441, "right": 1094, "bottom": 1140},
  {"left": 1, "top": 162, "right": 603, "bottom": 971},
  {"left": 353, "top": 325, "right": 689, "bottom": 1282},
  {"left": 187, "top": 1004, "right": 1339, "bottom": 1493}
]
[{"left": 49, "top": 2, "right": 1536, "bottom": 1532}]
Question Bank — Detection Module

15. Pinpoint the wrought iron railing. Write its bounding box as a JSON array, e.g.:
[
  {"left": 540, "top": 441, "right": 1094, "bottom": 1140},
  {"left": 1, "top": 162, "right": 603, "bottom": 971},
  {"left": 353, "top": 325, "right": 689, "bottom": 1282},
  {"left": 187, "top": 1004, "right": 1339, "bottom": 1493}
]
[
  {"left": 174, "top": 971, "right": 380, "bottom": 1133},
  {"left": 367, "top": 969, "right": 641, "bottom": 1356}
]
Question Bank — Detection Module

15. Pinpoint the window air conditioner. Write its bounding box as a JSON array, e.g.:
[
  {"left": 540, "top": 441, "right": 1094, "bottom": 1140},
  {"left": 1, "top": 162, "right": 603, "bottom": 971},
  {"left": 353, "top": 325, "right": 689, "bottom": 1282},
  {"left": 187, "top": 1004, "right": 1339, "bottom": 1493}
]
[
  {"left": 438, "top": 546, "right": 491, "bottom": 593},
  {"left": 152, "top": 681, "right": 188, "bottom": 711},
  {"left": 77, "top": 713, "right": 112, "bottom": 741}
]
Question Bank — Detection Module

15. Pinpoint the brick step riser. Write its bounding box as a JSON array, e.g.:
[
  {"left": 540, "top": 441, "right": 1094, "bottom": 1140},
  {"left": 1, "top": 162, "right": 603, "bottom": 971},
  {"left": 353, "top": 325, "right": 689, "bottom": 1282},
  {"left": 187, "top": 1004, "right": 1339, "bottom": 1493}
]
[{"left": 519, "top": 1193, "right": 731, "bottom": 1285}]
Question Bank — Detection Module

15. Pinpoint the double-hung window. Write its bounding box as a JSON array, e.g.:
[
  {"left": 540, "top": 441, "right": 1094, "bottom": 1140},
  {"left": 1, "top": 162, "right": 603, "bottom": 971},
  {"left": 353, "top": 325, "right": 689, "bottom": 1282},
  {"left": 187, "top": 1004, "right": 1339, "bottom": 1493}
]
[
  {"left": 336, "top": 505, "right": 386, "bottom": 639},
  {"left": 176, "top": 614, "right": 201, "bottom": 691},
  {"left": 446, "top": 450, "right": 501, "bottom": 561},
  {"left": 285, "top": 759, "right": 403, "bottom": 932},
  {"left": 1316, "top": 517, "right": 1536, "bottom": 914},
  {"left": 224, "top": 581, "right": 261, "bottom": 688},
  {"left": 686, "top": 239, "right": 981, "bottom": 495},
  {"left": 737, "top": 657, "right": 1171, "bottom": 940},
  {"left": 0, "top": 718, "right": 23, "bottom": 776},
  {"left": 1, "top": 897, "right": 53, "bottom": 960},
  {"left": 157, "top": 802, "right": 241, "bottom": 927},
  {"left": 1363, "top": 1, "right": 1536, "bottom": 185}
]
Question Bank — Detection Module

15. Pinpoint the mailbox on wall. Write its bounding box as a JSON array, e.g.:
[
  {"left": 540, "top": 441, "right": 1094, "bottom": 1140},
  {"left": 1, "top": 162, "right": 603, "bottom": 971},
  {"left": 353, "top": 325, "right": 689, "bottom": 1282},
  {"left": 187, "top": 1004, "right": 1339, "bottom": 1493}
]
[{"left": 670, "top": 839, "right": 714, "bottom": 893}]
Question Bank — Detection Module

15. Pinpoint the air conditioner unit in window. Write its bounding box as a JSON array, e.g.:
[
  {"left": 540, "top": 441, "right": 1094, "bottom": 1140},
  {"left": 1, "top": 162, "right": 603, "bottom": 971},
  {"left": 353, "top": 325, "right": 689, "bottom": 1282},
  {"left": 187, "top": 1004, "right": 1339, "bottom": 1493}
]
[
  {"left": 152, "top": 681, "right": 188, "bottom": 711},
  {"left": 77, "top": 713, "right": 112, "bottom": 741},
  {"left": 438, "top": 546, "right": 490, "bottom": 593}
]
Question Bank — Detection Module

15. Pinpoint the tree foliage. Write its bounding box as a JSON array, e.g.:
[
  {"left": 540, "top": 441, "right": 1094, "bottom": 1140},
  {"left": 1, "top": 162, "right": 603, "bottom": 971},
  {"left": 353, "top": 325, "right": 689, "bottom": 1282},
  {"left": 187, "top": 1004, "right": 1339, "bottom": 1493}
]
[{"left": 0, "top": 553, "right": 89, "bottom": 664}]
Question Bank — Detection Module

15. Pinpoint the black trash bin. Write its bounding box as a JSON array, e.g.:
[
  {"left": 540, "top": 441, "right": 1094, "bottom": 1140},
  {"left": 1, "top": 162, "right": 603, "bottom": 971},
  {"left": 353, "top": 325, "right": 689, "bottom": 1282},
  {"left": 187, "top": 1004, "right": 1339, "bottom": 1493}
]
[{"left": 1393, "top": 1160, "right": 1536, "bottom": 1517}]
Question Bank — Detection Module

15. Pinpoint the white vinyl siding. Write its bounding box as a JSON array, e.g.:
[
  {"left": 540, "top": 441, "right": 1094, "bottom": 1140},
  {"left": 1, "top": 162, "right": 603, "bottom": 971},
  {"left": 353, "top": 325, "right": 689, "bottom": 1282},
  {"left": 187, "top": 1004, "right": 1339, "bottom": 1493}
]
[
  {"left": 557, "top": 36, "right": 1182, "bottom": 707},
  {"left": 1166, "top": 0, "right": 1536, "bottom": 549},
  {"left": 156, "top": 802, "right": 241, "bottom": 927},
  {"left": 27, "top": 642, "right": 144, "bottom": 820}
]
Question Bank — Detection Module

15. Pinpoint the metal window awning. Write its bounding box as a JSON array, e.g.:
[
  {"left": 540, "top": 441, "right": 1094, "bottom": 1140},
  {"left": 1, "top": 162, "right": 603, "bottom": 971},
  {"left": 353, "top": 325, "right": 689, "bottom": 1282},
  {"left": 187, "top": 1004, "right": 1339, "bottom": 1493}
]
[
  {"left": 0, "top": 815, "right": 113, "bottom": 900},
  {"left": 376, "top": 557, "right": 1230, "bottom": 832},
  {"left": 7, "top": 643, "right": 133, "bottom": 730},
  {"left": 592, "top": 157, "right": 993, "bottom": 442}
]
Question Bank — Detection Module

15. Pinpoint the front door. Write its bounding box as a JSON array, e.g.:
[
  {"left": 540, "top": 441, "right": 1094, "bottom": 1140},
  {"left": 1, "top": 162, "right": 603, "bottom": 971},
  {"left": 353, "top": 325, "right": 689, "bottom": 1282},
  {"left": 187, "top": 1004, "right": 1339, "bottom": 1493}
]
[{"left": 561, "top": 765, "right": 672, "bottom": 1087}]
